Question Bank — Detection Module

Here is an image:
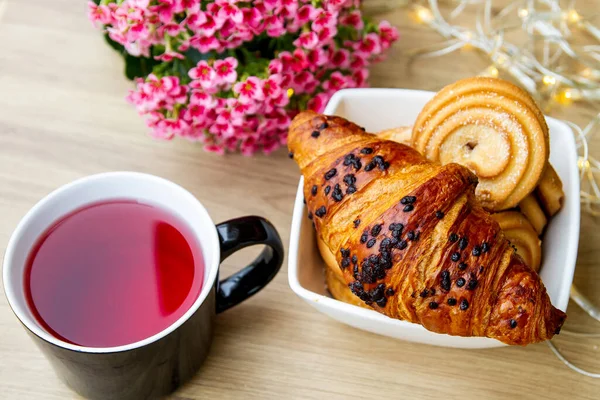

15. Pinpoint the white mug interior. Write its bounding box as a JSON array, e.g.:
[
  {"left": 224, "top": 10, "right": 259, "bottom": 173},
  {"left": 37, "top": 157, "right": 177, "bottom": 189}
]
[{"left": 2, "top": 172, "right": 220, "bottom": 353}]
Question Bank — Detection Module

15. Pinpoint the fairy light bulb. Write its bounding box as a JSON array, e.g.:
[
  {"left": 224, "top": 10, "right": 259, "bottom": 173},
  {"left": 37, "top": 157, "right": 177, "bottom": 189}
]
[
  {"left": 461, "top": 31, "right": 474, "bottom": 50},
  {"left": 563, "top": 9, "right": 581, "bottom": 23},
  {"left": 481, "top": 65, "right": 499, "bottom": 78},
  {"left": 518, "top": 8, "right": 529, "bottom": 18},
  {"left": 414, "top": 6, "right": 434, "bottom": 23},
  {"left": 578, "top": 157, "right": 590, "bottom": 171},
  {"left": 555, "top": 88, "right": 575, "bottom": 105},
  {"left": 495, "top": 54, "right": 507, "bottom": 66},
  {"left": 542, "top": 75, "right": 557, "bottom": 86},
  {"left": 581, "top": 68, "right": 593, "bottom": 78}
]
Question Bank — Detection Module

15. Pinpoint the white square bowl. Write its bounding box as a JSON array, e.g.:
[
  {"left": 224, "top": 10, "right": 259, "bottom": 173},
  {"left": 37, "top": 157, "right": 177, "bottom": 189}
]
[{"left": 288, "top": 88, "right": 580, "bottom": 349}]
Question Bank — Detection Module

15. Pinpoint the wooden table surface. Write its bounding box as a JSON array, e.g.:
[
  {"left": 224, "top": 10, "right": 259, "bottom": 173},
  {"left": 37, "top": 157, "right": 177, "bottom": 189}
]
[{"left": 1, "top": 1, "right": 599, "bottom": 399}]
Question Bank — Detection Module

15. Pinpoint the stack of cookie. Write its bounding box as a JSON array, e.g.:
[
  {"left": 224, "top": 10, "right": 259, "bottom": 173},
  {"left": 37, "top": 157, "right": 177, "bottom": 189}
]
[{"left": 377, "top": 77, "right": 564, "bottom": 273}]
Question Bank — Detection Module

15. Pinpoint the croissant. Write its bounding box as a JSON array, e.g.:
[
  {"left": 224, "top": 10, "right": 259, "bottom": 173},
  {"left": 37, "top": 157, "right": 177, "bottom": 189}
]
[{"left": 288, "top": 110, "right": 566, "bottom": 345}]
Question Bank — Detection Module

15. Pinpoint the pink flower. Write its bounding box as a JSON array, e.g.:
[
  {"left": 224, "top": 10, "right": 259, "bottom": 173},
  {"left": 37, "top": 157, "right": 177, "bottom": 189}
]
[
  {"left": 270, "top": 109, "right": 291, "bottom": 129},
  {"left": 293, "top": 32, "right": 319, "bottom": 50},
  {"left": 142, "top": 75, "right": 179, "bottom": 97},
  {"left": 190, "top": 35, "right": 221, "bottom": 53},
  {"left": 322, "top": 71, "right": 350, "bottom": 92},
  {"left": 88, "top": 0, "right": 399, "bottom": 155},
  {"left": 219, "top": 19, "right": 236, "bottom": 39},
  {"left": 214, "top": 57, "right": 239, "bottom": 86},
  {"left": 216, "top": 108, "right": 235, "bottom": 128},
  {"left": 230, "top": 100, "right": 257, "bottom": 120},
  {"left": 178, "top": 39, "right": 191, "bottom": 52},
  {"left": 198, "top": 14, "right": 219, "bottom": 36},
  {"left": 265, "top": 15, "right": 285, "bottom": 37},
  {"left": 281, "top": 0, "right": 299, "bottom": 13},
  {"left": 312, "top": 10, "right": 337, "bottom": 32},
  {"left": 151, "top": 0, "right": 177, "bottom": 24},
  {"left": 262, "top": 75, "right": 282, "bottom": 99},
  {"left": 358, "top": 32, "right": 382, "bottom": 55},
  {"left": 218, "top": 3, "right": 243, "bottom": 24},
  {"left": 127, "top": 0, "right": 151, "bottom": 8},
  {"left": 155, "top": 116, "right": 190, "bottom": 140},
  {"left": 240, "top": 137, "right": 259, "bottom": 156},
  {"left": 262, "top": 0, "right": 281, "bottom": 12},
  {"left": 158, "top": 23, "right": 184, "bottom": 37},
  {"left": 353, "top": 68, "right": 369, "bottom": 88},
  {"left": 154, "top": 50, "right": 185, "bottom": 62},
  {"left": 296, "top": 5, "right": 318, "bottom": 25},
  {"left": 189, "top": 61, "right": 216, "bottom": 90},
  {"left": 186, "top": 11, "right": 208, "bottom": 28},
  {"left": 379, "top": 21, "right": 400, "bottom": 50},
  {"left": 88, "top": 1, "right": 113, "bottom": 25},
  {"left": 190, "top": 91, "right": 217, "bottom": 107},
  {"left": 340, "top": 9, "right": 364, "bottom": 30},
  {"left": 307, "top": 93, "right": 331, "bottom": 113},
  {"left": 330, "top": 49, "right": 350, "bottom": 68},
  {"left": 268, "top": 59, "right": 283, "bottom": 75},
  {"left": 350, "top": 52, "right": 368, "bottom": 69},
  {"left": 204, "top": 144, "right": 226, "bottom": 155},
  {"left": 269, "top": 92, "right": 290, "bottom": 108},
  {"left": 323, "top": 0, "right": 351, "bottom": 11},
  {"left": 317, "top": 26, "right": 337, "bottom": 43},
  {"left": 176, "top": 0, "right": 200, "bottom": 13},
  {"left": 307, "top": 48, "right": 328, "bottom": 67},
  {"left": 234, "top": 77, "right": 264, "bottom": 103},
  {"left": 292, "top": 70, "right": 319, "bottom": 94},
  {"left": 182, "top": 104, "right": 208, "bottom": 124},
  {"left": 279, "top": 49, "right": 309, "bottom": 73},
  {"left": 242, "top": 8, "right": 263, "bottom": 32}
]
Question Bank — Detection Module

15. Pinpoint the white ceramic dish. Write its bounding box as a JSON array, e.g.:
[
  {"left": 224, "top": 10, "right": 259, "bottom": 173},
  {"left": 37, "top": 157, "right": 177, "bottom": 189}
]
[{"left": 288, "top": 88, "right": 580, "bottom": 349}]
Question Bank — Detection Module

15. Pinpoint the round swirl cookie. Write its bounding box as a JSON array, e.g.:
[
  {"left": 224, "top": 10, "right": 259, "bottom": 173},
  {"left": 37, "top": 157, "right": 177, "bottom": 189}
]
[{"left": 412, "top": 77, "right": 550, "bottom": 211}]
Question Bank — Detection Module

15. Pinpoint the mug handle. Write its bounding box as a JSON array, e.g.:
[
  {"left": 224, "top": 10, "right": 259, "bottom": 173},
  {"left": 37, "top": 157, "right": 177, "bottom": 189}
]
[{"left": 215, "top": 216, "right": 284, "bottom": 313}]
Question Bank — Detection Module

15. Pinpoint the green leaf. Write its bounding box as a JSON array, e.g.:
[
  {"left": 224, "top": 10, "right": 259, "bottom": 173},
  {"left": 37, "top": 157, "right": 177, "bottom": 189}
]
[
  {"left": 185, "top": 48, "right": 216, "bottom": 64},
  {"left": 103, "top": 33, "right": 125, "bottom": 53},
  {"left": 101, "top": 34, "right": 159, "bottom": 80}
]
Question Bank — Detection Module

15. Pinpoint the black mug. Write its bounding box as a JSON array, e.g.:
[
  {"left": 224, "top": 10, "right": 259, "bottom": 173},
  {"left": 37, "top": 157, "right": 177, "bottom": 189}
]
[{"left": 3, "top": 172, "right": 284, "bottom": 399}]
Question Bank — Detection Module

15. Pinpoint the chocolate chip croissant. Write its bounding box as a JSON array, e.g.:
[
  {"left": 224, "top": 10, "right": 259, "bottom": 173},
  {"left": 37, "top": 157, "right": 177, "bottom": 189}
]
[{"left": 288, "top": 111, "right": 566, "bottom": 345}]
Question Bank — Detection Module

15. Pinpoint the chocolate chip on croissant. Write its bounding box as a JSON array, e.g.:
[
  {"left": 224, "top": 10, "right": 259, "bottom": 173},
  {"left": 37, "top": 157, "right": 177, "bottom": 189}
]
[{"left": 288, "top": 111, "right": 566, "bottom": 346}]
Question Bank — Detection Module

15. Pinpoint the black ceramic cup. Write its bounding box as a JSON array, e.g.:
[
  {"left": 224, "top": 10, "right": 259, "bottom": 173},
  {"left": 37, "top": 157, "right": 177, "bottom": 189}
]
[{"left": 3, "top": 172, "right": 284, "bottom": 399}]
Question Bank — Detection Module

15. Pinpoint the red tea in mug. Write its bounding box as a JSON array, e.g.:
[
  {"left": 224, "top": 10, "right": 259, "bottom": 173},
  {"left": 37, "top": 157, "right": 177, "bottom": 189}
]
[{"left": 24, "top": 200, "right": 205, "bottom": 348}]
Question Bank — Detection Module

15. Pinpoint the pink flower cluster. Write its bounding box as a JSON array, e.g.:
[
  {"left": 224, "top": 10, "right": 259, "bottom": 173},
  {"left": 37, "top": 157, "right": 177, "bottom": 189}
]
[{"left": 89, "top": 0, "right": 398, "bottom": 155}]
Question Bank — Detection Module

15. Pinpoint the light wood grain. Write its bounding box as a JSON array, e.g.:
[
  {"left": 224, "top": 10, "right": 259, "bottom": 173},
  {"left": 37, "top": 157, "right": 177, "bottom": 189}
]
[{"left": 0, "top": 1, "right": 599, "bottom": 399}]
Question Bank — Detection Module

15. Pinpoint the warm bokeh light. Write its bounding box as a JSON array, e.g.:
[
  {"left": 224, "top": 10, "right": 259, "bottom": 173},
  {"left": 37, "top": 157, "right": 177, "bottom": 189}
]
[
  {"left": 480, "top": 65, "right": 499, "bottom": 78},
  {"left": 542, "top": 75, "right": 557, "bottom": 86},
  {"left": 518, "top": 8, "right": 529, "bottom": 18},
  {"left": 414, "top": 6, "right": 433, "bottom": 23}
]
